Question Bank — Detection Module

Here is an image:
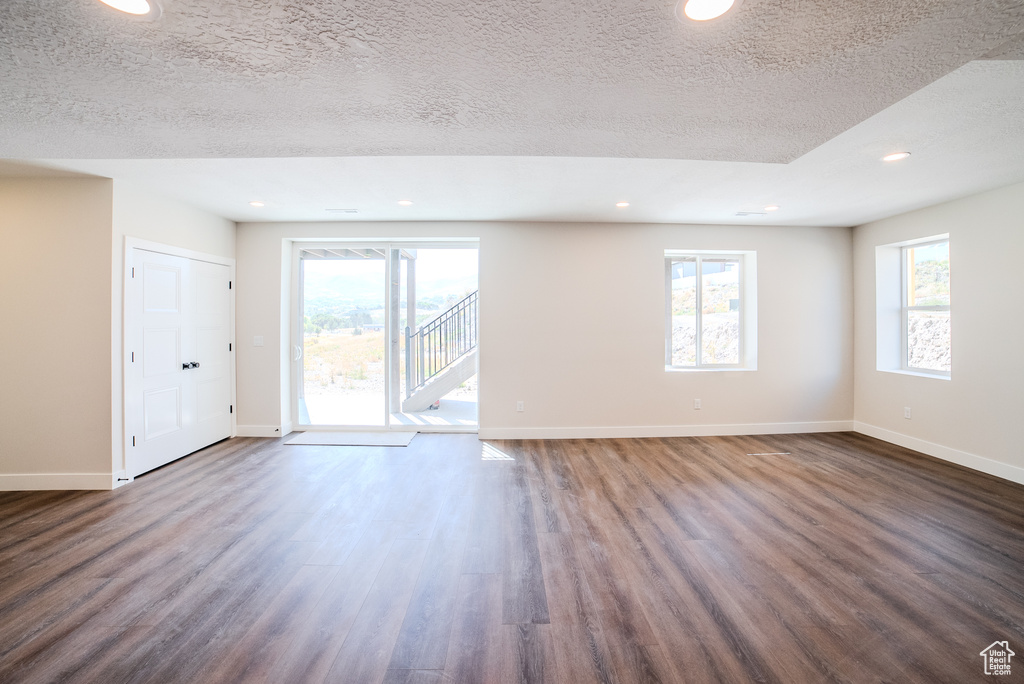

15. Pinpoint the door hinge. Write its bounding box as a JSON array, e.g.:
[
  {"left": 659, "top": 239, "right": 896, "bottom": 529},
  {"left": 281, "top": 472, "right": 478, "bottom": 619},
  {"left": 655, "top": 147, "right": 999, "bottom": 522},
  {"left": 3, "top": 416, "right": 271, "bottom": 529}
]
[
  {"left": 131, "top": 267, "right": 135, "bottom": 278},
  {"left": 230, "top": 405, "right": 233, "bottom": 414},
  {"left": 228, "top": 281, "right": 232, "bottom": 289},
  {"left": 132, "top": 435, "right": 136, "bottom": 447},
  {"left": 228, "top": 343, "right": 232, "bottom": 352},
  {"left": 131, "top": 351, "right": 135, "bottom": 362}
]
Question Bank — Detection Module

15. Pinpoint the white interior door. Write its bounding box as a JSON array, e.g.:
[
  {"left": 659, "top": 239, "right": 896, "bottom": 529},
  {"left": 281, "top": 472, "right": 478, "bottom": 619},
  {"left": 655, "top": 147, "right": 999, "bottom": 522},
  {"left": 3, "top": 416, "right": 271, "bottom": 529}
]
[{"left": 126, "top": 248, "right": 232, "bottom": 477}]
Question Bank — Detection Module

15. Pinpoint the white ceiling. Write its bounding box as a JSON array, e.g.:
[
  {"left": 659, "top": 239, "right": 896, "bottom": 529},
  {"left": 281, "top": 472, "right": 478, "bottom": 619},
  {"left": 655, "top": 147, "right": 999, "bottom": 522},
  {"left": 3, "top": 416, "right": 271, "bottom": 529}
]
[{"left": 1, "top": 0, "right": 1023, "bottom": 226}]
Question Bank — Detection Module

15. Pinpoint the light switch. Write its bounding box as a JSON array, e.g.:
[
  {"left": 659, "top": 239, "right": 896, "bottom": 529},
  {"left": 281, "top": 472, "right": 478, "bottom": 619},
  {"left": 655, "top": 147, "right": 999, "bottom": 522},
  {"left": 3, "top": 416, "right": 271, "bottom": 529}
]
[{"left": 254, "top": 335, "right": 264, "bottom": 347}]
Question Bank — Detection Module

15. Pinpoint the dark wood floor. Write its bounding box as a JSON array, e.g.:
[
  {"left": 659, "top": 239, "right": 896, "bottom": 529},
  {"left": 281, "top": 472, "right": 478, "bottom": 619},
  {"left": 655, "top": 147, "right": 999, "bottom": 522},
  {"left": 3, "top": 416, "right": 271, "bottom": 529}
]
[{"left": 1, "top": 432, "right": 1022, "bottom": 683}]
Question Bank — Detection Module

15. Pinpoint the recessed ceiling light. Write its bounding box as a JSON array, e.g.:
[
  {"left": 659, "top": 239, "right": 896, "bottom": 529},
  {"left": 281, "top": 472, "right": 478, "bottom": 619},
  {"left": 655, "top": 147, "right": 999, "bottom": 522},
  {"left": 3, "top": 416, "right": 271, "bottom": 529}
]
[
  {"left": 616, "top": 202, "right": 630, "bottom": 208},
  {"left": 249, "top": 201, "right": 265, "bottom": 208},
  {"left": 678, "top": 0, "right": 740, "bottom": 22},
  {"left": 98, "top": 0, "right": 151, "bottom": 14},
  {"left": 764, "top": 205, "right": 780, "bottom": 212},
  {"left": 882, "top": 152, "right": 911, "bottom": 162},
  {"left": 397, "top": 200, "right": 413, "bottom": 206},
  {"left": 97, "top": 0, "right": 161, "bottom": 19}
]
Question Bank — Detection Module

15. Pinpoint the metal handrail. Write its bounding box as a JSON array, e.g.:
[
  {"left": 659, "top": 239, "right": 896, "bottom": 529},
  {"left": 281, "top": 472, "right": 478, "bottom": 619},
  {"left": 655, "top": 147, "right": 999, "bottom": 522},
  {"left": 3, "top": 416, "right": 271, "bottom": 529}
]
[{"left": 405, "top": 290, "right": 478, "bottom": 397}]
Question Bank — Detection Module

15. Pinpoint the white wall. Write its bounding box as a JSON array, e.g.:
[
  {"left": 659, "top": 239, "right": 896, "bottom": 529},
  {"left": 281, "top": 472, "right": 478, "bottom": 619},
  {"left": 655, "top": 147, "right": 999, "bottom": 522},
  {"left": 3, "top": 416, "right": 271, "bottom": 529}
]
[
  {"left": 853, "top": 181, "right": 1024, "bottom": 484},
  {"left": 111, "top": 181, "right": 236, "bottom": 477},
  {"left": 480, "top": 222, "right": 853, "bottom": 437},
  {"left": 0, "top": 178, "right": 114, "bottom": 489},
  {"left": 235, "top": 221, "right": 853, "bottom": 438}
]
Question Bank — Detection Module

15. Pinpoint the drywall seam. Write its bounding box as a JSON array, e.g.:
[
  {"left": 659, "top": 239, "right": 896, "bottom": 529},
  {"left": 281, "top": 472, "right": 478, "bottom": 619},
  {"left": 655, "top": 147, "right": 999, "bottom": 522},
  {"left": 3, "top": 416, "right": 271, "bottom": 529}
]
[
  {"left": 854, "top": 421, "right": 1024, "bottom": 486},
  {"left": 479, "top": 421, "right": 854, "bottom": 440}
]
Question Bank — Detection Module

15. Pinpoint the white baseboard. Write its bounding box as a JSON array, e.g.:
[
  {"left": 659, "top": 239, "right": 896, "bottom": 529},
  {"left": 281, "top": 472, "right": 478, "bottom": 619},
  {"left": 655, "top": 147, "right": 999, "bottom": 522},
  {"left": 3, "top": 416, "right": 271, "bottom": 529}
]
[
  {"left": 478, "top": 420, "right": 854, "bottom": 441},
  {"left": 0, "top": 472, "right": 114, "bottom": 491},
  {"left": 236, "top": 425, "right": 289, "bottom": 438},
  {"left": 853, "top": 422, "right": 1024, "bottom": 486}
]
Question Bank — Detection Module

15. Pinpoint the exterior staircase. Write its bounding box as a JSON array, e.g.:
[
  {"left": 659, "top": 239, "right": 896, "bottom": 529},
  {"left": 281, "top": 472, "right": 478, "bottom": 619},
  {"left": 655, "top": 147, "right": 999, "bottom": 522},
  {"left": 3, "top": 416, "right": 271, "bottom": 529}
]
[{"left": 403, "top": 291, "right": 478, "bottom": 412}]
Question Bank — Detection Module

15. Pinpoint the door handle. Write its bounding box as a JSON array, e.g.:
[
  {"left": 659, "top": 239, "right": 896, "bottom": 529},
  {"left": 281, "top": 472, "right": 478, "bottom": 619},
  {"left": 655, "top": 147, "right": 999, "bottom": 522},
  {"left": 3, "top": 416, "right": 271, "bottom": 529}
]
[
  {"left": 293, "top": 345, "right": 303, "bottom": 362},
  {"left": 182, "top": 362, "right": 201, "bottom": 370}
]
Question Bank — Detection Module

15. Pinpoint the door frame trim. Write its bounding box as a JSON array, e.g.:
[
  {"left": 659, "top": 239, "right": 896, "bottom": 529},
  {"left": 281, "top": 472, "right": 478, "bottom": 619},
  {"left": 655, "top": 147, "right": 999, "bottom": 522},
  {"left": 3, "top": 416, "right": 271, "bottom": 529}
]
[
  {"left": 122, "top": 237, "right": 236, "bottom": 481},
  {"left": 290, "top": 239, "right": 479, "bottom": 432}
]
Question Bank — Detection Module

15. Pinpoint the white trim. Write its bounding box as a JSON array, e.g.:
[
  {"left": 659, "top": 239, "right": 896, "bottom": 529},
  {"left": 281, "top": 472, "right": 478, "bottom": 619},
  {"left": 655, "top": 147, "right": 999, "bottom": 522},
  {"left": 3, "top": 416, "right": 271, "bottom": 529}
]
[
  {"left": 112, "top": 470, "right": 133, "bottom": 489},
  {"left": 895, "top": 233, "right": 950, "bottom": 248},
  {"left": 290, "top": 242, "right": 303, "bottom": 433},
  {"left": 854, "top": 421, "right": 1024, "bottom": 486},
  {"left": 479, "top": 421, "right": 853, "bottom": 440},
  {"left": 236, "top": 425, "right": 288, "bottom": 438},
  {"left": 292, "top": 237, "right": 480, "bottom": 248},
  {"left": 125, "top": 237, "right": 236, "bottom": 267},
  {"left": 664, "top": 249, "right": 753, "bottom": 257},
  {"left": 293, "top": 425, "right": 477, "bottom": 434},
  {"left": 665, "top": 367, "right": 756, "bottom": 373},
  {"left": 0, "top": 473, "right": 114, "bottom": 491},
  {"left": 878, "top": 368, "right": 951, "bottom": 381}
]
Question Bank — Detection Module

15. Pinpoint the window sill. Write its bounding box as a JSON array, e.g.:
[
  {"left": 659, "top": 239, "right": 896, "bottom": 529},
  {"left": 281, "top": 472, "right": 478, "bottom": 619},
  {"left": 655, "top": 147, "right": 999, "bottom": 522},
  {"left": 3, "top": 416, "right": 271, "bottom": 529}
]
[
  {"left": 665, "top": 366, "right": 756, "bottom": 373},
  {"left": 878, "top": 368, "right": 951, "bottom": 381}
]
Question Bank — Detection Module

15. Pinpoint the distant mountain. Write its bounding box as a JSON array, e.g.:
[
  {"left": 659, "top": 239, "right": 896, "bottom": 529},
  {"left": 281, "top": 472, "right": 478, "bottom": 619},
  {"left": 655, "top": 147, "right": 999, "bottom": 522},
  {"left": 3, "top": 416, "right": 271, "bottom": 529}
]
[{"left": 303, "top": 269, "right": 477, "bottom": 315}]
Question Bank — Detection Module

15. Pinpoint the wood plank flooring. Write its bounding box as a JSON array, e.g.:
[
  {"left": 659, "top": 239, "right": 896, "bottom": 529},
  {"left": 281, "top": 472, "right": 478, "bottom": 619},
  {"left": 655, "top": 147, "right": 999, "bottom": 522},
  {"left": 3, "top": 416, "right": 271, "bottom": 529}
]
[{"left": 1, "top": 432, "right": 1023, "bottom": 683}]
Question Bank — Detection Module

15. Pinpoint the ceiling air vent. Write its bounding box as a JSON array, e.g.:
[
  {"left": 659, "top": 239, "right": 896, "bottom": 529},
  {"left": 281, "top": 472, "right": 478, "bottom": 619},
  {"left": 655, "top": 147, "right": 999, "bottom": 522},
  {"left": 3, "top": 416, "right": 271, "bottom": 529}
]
[
  {"left": 735, "top": 211, "right": 767, "bottom": 217},
  {"left": 326, "top": 208, "right": 359, "bottom": 214}
]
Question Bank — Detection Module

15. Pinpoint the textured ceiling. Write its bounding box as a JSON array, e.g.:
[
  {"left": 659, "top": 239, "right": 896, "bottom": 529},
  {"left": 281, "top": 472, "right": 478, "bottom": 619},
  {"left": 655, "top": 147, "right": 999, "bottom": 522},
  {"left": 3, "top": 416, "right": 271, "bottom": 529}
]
[
  {"left": 1, "top": 0, "right": 1023, "bottom": 163},
  {"left": 28, "top": 59, "right": 1024, "bottom": 227}
]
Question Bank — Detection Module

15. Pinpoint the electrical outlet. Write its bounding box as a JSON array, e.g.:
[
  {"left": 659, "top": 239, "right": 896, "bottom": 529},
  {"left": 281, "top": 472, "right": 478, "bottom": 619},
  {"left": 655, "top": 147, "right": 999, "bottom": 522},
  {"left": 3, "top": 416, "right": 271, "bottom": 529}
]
[
  {"left": 516, "top": 401, "right": 524, "bottom": 412},
  {"left": 253, "top": 335, "right": 264, "bottom": 347},
  {"left": 904, "top": 407, "right": 912, "bottom": 419},
  {"left": 694, "top": 398, "right": 702, "bottom": 410}
]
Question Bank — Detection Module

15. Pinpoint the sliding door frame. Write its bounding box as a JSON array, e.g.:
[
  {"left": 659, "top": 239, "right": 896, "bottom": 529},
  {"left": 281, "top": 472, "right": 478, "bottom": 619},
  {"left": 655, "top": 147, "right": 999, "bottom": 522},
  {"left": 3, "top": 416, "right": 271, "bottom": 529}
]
[{"left": 290, "top": 239, "right": 479, "bottom": 432}]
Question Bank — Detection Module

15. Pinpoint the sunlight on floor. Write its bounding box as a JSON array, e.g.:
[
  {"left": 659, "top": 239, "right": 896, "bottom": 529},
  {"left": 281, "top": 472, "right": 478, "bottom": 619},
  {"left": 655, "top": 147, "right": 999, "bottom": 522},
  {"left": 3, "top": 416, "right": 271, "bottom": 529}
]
[
  {"left": 481, "top": 443, "right": 515, "bottom": 461},
  {"left": 392, "top": 398, "right": 478, "bottom": 427}
]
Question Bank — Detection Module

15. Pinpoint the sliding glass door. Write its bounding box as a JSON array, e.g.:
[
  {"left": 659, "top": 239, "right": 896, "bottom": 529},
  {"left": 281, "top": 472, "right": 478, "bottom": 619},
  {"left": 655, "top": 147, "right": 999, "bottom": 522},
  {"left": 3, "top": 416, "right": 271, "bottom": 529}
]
[
  {"left": 298, "top": 247, "right": 387, "bottom": 426},
  {"left": 395, "top": 248, "right": 479, "bottom": 427},
  {"left": 294, "top": 242, "right": 478, "bottom": 430}
]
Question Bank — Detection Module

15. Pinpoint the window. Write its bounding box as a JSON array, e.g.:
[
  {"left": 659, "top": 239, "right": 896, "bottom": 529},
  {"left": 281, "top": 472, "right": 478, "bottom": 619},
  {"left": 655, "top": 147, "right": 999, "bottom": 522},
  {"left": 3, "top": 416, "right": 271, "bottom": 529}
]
[
  {"left": 902, "top": 239, "right": 950, "bottom": 374},
  {"left": 876, "top": 234, "right": 950, "bottom": 378},
  {"left": 666, "top": 252, "right": 755, "bottom": 369}
]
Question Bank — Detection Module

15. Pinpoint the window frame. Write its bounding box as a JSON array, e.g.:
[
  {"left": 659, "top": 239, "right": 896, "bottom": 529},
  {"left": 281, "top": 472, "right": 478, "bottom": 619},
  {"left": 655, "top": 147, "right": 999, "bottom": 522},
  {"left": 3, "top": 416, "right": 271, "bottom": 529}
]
[
  {"left": 900, "top": 238, "right": 951, "bottom": 377},
  {"left": 665, "top": 252, "right": 745, "bottom": 370}
]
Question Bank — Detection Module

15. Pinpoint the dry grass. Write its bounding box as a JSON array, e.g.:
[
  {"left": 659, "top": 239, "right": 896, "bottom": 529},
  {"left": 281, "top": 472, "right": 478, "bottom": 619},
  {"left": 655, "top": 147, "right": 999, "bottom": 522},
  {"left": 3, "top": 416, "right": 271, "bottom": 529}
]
[{"left": 303, "top": 329, "right": 386, "bottom": 393}]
